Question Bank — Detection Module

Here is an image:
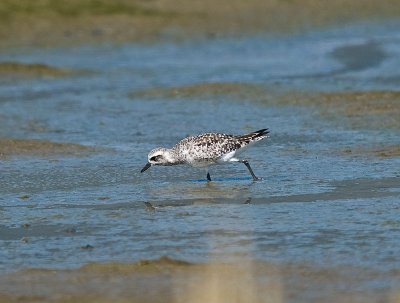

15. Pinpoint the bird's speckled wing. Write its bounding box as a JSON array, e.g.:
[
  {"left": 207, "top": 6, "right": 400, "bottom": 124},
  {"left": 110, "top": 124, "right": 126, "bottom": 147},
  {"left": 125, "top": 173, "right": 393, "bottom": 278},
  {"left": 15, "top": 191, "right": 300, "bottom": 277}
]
[{"left": 173, "top": 133, "right": 242, "bottom": 164}]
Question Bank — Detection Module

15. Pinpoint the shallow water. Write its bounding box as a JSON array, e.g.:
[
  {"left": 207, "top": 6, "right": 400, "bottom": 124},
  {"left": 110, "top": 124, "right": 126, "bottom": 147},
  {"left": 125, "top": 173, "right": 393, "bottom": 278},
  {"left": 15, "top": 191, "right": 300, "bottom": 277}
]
[{"left": 0, "top": 20, "right": 399, "bottom": 296}]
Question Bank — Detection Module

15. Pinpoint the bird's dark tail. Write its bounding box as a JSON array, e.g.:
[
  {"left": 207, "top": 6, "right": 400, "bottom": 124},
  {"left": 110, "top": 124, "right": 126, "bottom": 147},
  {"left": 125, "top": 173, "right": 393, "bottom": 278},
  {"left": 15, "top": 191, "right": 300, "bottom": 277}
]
[{"left": 236, "top": 128, "right": 270, "bottom": 144}]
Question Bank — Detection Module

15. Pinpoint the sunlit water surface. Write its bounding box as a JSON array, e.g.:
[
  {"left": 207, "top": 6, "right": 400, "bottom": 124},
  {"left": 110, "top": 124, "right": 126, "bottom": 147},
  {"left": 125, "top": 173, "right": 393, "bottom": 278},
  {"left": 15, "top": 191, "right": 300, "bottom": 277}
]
[{"left": 0, "top": 21, "right": 399, "bottom": 293}]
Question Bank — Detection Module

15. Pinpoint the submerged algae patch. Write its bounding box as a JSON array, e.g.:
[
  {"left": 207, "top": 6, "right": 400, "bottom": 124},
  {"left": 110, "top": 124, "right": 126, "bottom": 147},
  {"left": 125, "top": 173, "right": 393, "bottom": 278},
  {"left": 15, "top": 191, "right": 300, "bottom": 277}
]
[
  {"left": 81, "top": 256, "right": 192, "bottom": 274},
  {"left": 130, "top": 82, "right": 272, "bottom": 100},
  {"left": 0, "top": 138, "right": 98, "bottom": 159},
  {"left": 301, "top": 91, "right": 400, "bottom": 115},
  {"left": 341, "top": 145, "right": 400, "bottom": 158},
  {"left": 0, "top": 62, "right": 86, "bottom": 78},
  {"left": 291, "top": 91, "right": 400, "bottom": 129},
  {"left": 131, "top": 82, "right": 400, "bottom": 130},
  {"left": 373, "top": 145, "right": 400, "bottom": 157}
]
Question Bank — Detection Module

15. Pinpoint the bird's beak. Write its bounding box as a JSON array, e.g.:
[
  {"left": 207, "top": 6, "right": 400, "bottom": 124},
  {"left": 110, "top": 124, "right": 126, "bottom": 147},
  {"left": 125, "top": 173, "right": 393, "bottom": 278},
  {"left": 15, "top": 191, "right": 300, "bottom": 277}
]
[{"left": 141, "top": 162, "right": 151, "bottom": 173}]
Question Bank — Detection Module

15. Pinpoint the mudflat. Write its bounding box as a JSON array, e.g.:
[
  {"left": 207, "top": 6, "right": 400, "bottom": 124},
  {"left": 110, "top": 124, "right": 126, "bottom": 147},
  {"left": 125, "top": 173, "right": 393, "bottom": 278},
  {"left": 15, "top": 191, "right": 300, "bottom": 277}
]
[{"left": 1, "top": 0, "right": 400, "bottom": 47}]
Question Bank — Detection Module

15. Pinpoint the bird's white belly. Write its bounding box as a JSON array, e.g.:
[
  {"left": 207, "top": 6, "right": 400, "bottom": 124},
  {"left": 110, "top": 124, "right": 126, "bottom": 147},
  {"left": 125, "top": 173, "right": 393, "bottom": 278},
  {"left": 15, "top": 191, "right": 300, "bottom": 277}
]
[
  {"left": 217, "top": 150, "right": 239, "bottom": 163},
  {"left": 190, "top": 160, "right": 215, "bottom": 168},
  {"left": 183, "top": 147, "right": 240, "bottom": 167}
]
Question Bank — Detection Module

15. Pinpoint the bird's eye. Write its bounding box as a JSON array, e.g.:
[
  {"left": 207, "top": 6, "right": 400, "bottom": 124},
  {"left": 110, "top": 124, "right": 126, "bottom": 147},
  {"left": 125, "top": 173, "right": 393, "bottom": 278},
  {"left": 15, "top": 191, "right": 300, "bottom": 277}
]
[{"left": 150, "top": 155, "right": 161, "bottom": 162}]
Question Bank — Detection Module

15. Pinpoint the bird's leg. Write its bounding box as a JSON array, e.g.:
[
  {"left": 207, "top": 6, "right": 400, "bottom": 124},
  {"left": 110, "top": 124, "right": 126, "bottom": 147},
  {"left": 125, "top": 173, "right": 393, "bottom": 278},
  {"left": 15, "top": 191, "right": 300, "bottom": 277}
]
[
  {"left": 240, "top": 160, "right": 261, "bottom": 181},
  {"left": 206, "top": 171, "right": 212, "bottom": 182}
]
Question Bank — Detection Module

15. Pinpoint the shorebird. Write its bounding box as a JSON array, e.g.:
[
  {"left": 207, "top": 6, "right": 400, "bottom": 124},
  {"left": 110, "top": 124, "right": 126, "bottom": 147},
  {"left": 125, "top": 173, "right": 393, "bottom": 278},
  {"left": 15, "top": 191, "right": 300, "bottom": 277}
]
[{"left": 140, "top": 129, "right": 269, "bottom": 181}]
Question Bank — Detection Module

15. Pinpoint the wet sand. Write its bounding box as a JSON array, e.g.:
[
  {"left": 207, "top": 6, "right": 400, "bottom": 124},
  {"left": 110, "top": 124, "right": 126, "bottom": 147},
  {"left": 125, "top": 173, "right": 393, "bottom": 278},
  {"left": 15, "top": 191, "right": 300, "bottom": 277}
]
[
  {"left": 0, "top": 257, "right": 398, "bottom": 303},
  {"left": 1, "top": 0, "right": 400, "bottom": 48}
]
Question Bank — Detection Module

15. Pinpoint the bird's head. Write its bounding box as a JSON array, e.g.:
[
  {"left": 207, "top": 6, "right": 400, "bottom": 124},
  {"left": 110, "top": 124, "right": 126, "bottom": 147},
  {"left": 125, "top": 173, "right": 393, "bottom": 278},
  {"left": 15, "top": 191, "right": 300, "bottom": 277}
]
[{"left": 140, "top": 148, "right": 174, "bottom": 173}]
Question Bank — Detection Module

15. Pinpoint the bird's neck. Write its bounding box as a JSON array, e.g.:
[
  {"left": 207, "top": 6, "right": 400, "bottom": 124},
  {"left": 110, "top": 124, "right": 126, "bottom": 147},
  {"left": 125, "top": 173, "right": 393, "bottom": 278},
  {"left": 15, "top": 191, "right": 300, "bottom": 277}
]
[
  {"left": 166, "top": 148, "right": 185, "bottom": 165},
  {"left": 163, "top": 149, "right": 182, "bottom": 165}
]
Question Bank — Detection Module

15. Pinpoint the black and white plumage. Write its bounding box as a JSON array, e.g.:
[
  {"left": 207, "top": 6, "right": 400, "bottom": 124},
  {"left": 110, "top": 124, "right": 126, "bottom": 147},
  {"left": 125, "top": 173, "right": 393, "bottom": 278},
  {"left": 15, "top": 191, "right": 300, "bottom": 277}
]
[{"left": 140, "top": 129, "right": 269, "bottom": 181}]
